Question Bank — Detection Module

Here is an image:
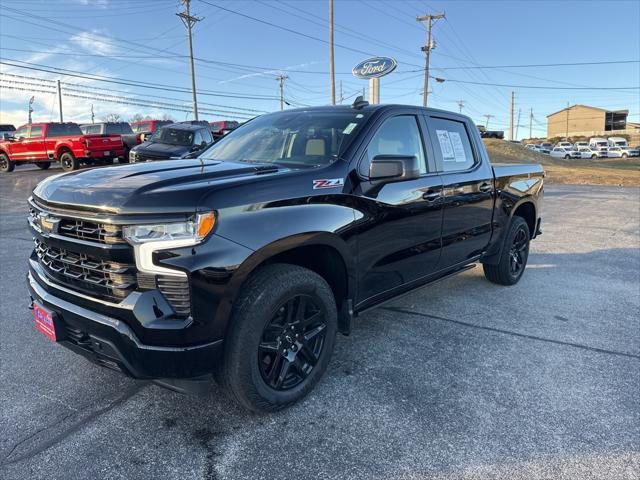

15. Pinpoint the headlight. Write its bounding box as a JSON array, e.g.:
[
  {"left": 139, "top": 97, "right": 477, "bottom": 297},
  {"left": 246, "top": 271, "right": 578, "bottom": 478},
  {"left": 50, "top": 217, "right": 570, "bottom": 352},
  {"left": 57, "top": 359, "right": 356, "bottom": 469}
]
[
  {"left": 123, "top": 212, "right": 216, "bottom": 276},
  {"left": 129, "top": 150, "right": 138, "bottom": 162}
]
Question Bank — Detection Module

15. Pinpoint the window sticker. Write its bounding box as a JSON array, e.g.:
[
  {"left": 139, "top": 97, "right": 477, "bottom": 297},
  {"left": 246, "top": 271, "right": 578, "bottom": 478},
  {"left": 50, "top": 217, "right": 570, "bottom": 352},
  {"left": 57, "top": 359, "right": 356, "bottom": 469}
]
[
  {"left": 448, "top": 131, "right": 467, "bottom": 163},
  {"left": 343, "top": 123, "right": 358, "bottom": 135},
  {"left": 436, "top": 129, "right": 455, "bottom": 162}
]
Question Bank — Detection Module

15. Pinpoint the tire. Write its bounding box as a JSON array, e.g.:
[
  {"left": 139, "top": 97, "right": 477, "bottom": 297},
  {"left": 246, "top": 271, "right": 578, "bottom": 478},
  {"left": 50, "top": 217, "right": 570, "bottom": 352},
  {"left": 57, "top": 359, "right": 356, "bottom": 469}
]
[
  {"left": 218, "top": 264, "right": 338, "bottom": 412},
  {"left": 36, "top": 162, "right": 51, "bottom": 170},
  {"left": 60, "top": 151, "right": 79, "bottom": 171},
  {"left": 591, "top": 155, "right": 597, "bottom": 159},
  {"left": 119, "top": 151, "right": 130, "bottom": 164},
  {"left": 0, "top": 153, "right": 15, "bottom": 173},
  {"left": 564, "top": 154, "right": 570, "bottom": 159},
  {"left": 622, "top": 153, "right": 628, "bottom": 158},
  {"left": 483, "top": 216, "right": 530, "bottom": 286}
]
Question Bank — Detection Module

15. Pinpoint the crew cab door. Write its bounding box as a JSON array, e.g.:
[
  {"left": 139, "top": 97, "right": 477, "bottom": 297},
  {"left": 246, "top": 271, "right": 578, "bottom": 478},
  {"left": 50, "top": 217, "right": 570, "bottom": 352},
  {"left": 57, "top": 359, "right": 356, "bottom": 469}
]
[
  {"left": 424, "top": 114, "right": 494, "bottom": 268},
  {"left": 24, "top": 125, "right": 45, "bottom": 160},
  {"left": 354, "top": 111, "right": 443, "bottom": 307}
]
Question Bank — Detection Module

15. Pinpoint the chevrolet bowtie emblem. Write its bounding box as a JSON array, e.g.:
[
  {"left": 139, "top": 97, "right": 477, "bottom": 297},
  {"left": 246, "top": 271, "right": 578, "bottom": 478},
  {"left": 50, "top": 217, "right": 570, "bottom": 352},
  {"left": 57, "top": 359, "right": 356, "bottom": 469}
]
[{"left": 39, "top": 214, "right": 60, "bottom": 234}]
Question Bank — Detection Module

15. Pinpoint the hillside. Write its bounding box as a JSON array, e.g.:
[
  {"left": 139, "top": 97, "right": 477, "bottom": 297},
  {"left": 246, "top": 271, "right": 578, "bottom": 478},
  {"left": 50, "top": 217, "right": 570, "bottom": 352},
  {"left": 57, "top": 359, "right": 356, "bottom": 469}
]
[{"left": 483, "top": 139, "right": 640, "bottom": 187}]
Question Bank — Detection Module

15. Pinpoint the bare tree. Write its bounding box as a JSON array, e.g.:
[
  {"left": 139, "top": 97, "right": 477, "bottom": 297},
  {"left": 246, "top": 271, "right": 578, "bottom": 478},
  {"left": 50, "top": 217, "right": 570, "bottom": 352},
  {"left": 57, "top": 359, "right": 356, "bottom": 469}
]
[
  {"left": 102, "top": 113, "right": 121, "bottom": 122},
  {"left": 129, "top": 113, "right": 145, "bottom": 123},
  {"left": 161, "top": 113, "right": 175, "bottom": 121}
]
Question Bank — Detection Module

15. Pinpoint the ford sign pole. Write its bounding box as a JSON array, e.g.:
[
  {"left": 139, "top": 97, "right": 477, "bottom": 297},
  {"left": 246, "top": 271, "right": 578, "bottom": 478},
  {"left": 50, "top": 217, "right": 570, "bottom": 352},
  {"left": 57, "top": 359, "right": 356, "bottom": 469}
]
[{"left": 352, "top": 57, "right": 397, "bottom": 105}]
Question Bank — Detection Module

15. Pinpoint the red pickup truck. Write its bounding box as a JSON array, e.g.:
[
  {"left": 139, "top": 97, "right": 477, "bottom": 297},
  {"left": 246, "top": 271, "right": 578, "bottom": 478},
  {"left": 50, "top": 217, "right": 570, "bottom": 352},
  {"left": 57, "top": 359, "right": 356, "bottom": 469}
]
[{"left": 0, "top": 122, "right": 124, "bottom": 173}]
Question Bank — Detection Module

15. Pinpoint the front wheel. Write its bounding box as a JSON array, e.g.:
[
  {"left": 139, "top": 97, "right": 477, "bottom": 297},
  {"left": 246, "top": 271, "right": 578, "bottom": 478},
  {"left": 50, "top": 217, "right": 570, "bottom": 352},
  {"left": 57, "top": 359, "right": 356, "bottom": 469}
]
[
  {"left": 622, "top": 153, "right": 628, "bottom": 158},
  {"left": 483, "top": 216, "right": 530, "bottom": 286},
  {"left": 591, "top": 154, "right": 597, "bottom": 159},
  {"left": 0, "top": 153, "right": 15, "bottom": 173},
  {"left": 36, "top": 162, "right": 51, "bottom": 170},
  {"left": 60, "top": 152, "right": 79, "bottom": 171},
  {"left": 564, "top": 154, "right": 570, "bottom": 159},
  {"left": 218, "top": 264, "right": 338, "bottom": 412}
]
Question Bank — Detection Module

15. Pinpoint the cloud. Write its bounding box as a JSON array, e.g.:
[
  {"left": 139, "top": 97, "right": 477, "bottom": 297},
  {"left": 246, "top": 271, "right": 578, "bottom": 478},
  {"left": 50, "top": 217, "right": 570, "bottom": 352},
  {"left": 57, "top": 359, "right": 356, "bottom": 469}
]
[
  {"left": 71, "top": 30, "right": 117, "bottom": 56},
  {"left": 218, "top": 61, "right": 322, "bottom": 84},
  {"left": 77, "top": 0, "right": 109, "bottom": 7}
]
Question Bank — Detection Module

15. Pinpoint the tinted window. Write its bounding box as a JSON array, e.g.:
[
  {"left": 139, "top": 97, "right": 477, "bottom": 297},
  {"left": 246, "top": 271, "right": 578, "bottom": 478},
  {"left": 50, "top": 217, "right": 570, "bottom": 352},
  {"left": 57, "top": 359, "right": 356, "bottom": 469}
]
[
  {"left": 0, "top": 124, "right": 16, "bottom": 132},
  {"left": 29, "top": 126, "right": 43, "bottom": 138},
  {"left": 193, "top": 130, "right": 204, "bottom": 146},
  {"left": 203, "top": 111, "right": 369, "bottom": 168},
  {"left": 149, "top": 127, "right": 194, "bottom": 146},
  {"left": 48, "top": 123, "right": 82, "bottom": 137},
  {"left": 429, "top": 117, "right": 476, "bottom": 172},
  {"left": 201, "top": 127, "right": 213, "bottom": 144},
  {"left": 15, "top": 126, "right": 28, "bottom": 138},
  {"left": 106, "top": 124, "right": 121, "bottom": 135},
  {"left": 361, "top": 115, "right": 426, "bottom": 176}
]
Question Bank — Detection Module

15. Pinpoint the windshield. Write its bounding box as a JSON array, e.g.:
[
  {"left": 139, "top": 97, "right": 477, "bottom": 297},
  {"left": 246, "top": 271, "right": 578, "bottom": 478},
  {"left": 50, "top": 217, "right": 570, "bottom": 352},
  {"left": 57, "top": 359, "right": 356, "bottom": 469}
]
[
  {"left": 149, "top": 127, "right": 194, "bottom": 146},
  {"left": 202, "top": 110, "right": 369, "bottom": 167}
]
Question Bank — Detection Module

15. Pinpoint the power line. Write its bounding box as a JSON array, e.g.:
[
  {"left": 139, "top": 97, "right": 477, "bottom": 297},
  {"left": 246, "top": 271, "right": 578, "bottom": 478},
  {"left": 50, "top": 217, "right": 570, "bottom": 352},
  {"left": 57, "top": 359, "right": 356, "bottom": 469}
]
[{"left": 432, "top": 75, "right": 640, "bottom": 90}]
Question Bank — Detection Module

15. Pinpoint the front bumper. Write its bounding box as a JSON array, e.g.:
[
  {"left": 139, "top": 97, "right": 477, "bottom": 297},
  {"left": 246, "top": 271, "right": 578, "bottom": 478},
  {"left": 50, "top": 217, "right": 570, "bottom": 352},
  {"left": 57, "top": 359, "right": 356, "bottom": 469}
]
[{"left": 27, "top": 267, "right": 223, "bottom": 380}]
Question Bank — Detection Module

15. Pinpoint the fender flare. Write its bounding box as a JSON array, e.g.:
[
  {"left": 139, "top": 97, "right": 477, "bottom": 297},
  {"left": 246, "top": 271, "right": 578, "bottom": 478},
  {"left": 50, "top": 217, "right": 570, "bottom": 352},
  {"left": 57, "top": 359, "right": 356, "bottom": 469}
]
[
  {"left": 217, "top": 231, "right": 355, "bottom": 335},
  {"left": 483, "top": 196, "right": 537, "bottom": 265}
]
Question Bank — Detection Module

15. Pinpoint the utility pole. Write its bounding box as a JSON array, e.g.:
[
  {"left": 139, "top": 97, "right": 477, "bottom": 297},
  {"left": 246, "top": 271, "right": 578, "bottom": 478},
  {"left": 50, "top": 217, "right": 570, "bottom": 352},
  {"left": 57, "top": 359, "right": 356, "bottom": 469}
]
[
  {"left": 529, "top": 108, "right": 533, "bottom": 139},
  {"left": 483, "top": 114, "right": 494, "bottom": 129},
  {"left": 329, "top": 0, "right": 335, "bottom": 105},
  {"left": 57, "top": 80, "right": 63, "bottom": 122},
  {"left": 91, "top": 104, "right": 95, "bottom": 124},
  {"left": 565, "top": 101, "right": 570, "bottom": 140},
  {"left": 515, "top": 108, "right": 521, "bottom": 140},
  {"left": 177, "top": 0, "right": 202, "bottom": 120},
  {"left": 276, "top": 74, "right": 288, "bottom": 110},
  {"left": 28, "top": 96, "right": 34, "bottom": 125},
  {"left": 417, "top": 12, "right": 445, "bottom": 107},
  {"left": 508, "top": 91, "right": 514, "bottom": 141},
  {"left": 456, "top": 100, "right": 465, "bottom": 113},
  {"left": 339, "top": 80, "right": 344, "bottom": 104}
]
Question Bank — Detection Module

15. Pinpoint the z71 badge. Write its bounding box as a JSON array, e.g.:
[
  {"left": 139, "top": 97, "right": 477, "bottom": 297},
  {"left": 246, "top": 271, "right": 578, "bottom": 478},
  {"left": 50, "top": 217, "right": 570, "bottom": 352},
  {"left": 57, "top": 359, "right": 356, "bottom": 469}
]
[{"left": 313, "top": 178, "right": 344, "bottom": 189}]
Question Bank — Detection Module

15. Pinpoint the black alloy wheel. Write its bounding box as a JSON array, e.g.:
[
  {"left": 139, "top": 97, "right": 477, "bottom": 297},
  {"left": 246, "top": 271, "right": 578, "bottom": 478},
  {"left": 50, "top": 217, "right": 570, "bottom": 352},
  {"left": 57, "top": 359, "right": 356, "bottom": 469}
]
[
  {"left": 508, "top": 226, "right": 528, "bottom": 277},
  {"left": 258, "top": 294, "right": 327, "bottom": 391}
]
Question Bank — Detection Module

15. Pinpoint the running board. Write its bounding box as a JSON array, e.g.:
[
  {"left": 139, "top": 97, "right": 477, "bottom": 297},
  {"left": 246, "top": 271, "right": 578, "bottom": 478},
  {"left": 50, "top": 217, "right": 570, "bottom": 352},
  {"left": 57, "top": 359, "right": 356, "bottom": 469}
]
[{"left": 357, "top": 264, "right": 477, "bottom": 316}]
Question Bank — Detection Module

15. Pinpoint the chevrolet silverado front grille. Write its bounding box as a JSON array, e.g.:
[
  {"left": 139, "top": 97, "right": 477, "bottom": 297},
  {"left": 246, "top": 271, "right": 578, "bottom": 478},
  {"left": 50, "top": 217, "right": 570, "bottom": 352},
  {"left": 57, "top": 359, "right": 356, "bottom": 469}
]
[
  {"left": 34, "top": 239, "right": 137, "bottom": 300},
  {"left": 58, "top": 218, "right": 125, "bottom": 244}
]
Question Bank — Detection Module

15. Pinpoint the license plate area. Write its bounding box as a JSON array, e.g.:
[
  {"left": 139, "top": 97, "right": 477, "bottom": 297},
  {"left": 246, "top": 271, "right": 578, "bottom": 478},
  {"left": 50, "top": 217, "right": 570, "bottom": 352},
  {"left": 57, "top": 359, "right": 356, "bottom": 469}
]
[
  {"left": 103, "top": 151, "right": 110, "bottom": 156},
  {"left": 34, "top": 302, "right": 57, "bottom": 341}
]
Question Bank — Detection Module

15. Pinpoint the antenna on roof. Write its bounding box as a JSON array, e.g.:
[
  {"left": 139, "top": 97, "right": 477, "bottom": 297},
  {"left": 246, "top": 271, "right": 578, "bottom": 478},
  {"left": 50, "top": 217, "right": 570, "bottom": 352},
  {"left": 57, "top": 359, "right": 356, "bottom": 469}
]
[{"left": 351, "top": 95, "right": 369, "bottom": 110}]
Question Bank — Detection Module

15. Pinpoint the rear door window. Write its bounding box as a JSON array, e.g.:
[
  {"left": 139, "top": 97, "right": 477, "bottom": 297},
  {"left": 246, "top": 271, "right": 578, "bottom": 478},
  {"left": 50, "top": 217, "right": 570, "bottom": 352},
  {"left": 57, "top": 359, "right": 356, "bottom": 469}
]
[{"left": 427, "top": 117, "right": 476, "bottom": 173}]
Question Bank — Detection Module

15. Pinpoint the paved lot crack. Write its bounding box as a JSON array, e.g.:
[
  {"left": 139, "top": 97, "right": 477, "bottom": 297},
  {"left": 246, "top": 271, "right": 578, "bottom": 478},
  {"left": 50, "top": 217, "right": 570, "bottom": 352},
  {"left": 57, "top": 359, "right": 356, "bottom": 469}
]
[
  {"left": 1, "top": 383, "right": 146, "bottom": 467},
  {"left": 382, "top": 306, "right": 640, "bottom": 360}
]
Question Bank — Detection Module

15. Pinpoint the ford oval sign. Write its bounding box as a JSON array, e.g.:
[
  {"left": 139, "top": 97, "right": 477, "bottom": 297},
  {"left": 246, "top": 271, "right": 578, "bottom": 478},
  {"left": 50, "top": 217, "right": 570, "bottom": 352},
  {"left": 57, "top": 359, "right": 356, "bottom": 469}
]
[{"left": 352, "top": 57, "right": 397, "bottom": 79}]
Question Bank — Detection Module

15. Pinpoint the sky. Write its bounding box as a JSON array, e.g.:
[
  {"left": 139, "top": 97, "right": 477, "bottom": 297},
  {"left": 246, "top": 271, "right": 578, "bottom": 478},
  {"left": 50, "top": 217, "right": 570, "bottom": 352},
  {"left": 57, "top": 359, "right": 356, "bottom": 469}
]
[{"left": 0, "top": 0, "right": 639, "bottom": 140}]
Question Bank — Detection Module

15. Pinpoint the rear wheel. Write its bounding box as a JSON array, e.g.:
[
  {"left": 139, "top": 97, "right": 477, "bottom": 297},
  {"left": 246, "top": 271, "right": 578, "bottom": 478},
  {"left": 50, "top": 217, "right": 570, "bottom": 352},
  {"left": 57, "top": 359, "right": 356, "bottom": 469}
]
[
  {"left": 36, "top": 162, "right": 51, "bottom": 170},
  {"left": 591, "top": 154, "right": 597, "bottom": 159},
  {"left": 60, "top": 151, "right": 79, "bottom": 171},
  {"left": 0, "top": 153, "right": 15, "bottom": 173},
  {"left": 564, "top": 154, "right": 570, "bottom": 159},
  {"left": 622, "top": 153, "right": 628, "bottom": 158},
  {"left": 218, "top": 264, "right": 337, "bottom": 412},
  {"left": 483, "top": 216, "right": 530, "bottom": 286}
]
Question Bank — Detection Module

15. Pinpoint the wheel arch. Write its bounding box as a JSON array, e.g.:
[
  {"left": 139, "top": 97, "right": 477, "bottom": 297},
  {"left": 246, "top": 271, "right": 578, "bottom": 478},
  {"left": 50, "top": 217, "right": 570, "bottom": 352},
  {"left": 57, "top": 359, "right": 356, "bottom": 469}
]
[
  {"left": 55, "top": 144, "right": 73, "bottom": 159},
  {"left": 512, "top": 200, "right": 536, "bottom": 239},
  {"left": 223, "top": 233, "right": 354, "bottom": 335}
]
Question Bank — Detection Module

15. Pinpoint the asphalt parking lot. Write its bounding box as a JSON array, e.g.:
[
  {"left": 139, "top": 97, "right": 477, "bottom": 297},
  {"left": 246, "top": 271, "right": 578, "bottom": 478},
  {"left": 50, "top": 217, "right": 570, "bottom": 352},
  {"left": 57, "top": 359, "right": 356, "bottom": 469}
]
[{"left": 1, "top": 165, "right": 638, "bottom": 480}]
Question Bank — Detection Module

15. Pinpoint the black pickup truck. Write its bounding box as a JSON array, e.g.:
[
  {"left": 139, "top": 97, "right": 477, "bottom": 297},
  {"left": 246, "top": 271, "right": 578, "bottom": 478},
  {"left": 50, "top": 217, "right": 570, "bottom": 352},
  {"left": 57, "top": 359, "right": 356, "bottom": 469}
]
[{"left": 27, "top": 100, "right": 543, "bottom": 412}]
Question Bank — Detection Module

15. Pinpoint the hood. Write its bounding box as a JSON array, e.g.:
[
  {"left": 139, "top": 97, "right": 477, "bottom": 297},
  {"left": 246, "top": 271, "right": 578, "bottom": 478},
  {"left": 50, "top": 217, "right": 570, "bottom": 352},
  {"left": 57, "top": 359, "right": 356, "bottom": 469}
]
[
  {"left": 133, "top": 141, "right": 190, "bottom": 157},
  {"left": 33, "top": 159, "right": 282, "bottom": 215}
]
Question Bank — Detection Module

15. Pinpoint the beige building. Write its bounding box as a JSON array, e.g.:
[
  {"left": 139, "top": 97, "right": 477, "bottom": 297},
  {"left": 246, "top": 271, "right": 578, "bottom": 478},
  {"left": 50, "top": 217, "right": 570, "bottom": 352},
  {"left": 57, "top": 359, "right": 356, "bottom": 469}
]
[{"left": 547, "top": 104, "right": 640, "bottom": 143}]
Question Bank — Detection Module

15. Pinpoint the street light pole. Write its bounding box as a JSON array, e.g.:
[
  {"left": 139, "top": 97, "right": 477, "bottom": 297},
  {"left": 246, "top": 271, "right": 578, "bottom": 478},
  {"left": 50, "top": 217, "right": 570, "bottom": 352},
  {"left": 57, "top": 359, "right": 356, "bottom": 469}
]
[{"left": 277, "top": 75, "right": 288, "bottom": 111}]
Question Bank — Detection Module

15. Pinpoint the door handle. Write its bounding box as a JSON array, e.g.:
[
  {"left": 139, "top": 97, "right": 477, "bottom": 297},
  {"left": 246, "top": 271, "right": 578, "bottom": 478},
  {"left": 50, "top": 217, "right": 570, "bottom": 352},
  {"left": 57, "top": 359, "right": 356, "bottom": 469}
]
[
  {"left": 422, "top": 190, "right": 442, "bottom": 202},
  {"left": 479, "top": 182, "right": 493, "bottom": 193}
]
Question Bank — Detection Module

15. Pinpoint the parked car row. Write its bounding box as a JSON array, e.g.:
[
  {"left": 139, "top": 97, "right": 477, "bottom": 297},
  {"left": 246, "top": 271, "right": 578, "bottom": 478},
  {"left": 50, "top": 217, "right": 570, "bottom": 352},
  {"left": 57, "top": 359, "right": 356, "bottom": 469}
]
[
  {"left": 525, "top": 136, "right": 639, "bottom": 159},
  {"left": 0, "top": 118, "right": 241, "bottom": 172}
]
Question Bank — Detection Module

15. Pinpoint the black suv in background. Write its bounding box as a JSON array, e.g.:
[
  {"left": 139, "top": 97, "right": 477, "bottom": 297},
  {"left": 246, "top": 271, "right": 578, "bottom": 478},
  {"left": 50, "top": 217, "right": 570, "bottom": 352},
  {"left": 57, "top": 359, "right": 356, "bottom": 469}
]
[{"left": 128, "top": 123, "right": 213, "bottom": 162}]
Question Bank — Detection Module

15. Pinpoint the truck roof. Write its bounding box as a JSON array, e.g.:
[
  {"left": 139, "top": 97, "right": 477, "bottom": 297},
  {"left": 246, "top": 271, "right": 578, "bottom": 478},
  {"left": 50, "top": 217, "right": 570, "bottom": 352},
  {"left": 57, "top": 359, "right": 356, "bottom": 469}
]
[{"left": 280, "top": 103, "right": 473, "bottom": 123}]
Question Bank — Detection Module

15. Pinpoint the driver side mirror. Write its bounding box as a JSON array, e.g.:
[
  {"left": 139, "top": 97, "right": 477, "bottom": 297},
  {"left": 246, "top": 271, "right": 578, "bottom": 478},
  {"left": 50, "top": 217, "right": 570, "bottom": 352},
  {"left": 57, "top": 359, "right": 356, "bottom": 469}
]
[{"left": 369, "top": 154, "right": 420, "bottom": 183}]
